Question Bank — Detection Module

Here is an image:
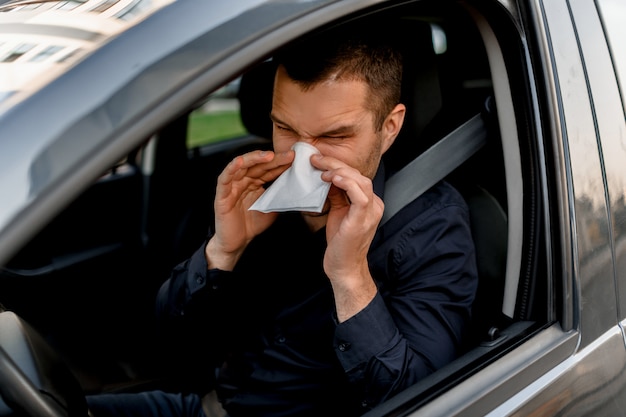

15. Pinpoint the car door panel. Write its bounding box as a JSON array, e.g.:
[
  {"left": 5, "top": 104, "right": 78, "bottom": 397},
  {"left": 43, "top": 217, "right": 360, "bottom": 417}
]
[
  {"left": 486, "top": 326, "right": 626, "bottom": 416},
  {"left": 0, "top": 160, "right": 163, "bottom": 392},
  {"left": 591, "top": 0, "right": 626, "bottom": 325},
  {"left": 540, "top": 0, "right": 618, "bottom": 347},
  {"left": 400, "top": 324, "right": 578, "bottom": 416},
  {"left": 401, "top": 0, "right": 626, "bottom": 414}
]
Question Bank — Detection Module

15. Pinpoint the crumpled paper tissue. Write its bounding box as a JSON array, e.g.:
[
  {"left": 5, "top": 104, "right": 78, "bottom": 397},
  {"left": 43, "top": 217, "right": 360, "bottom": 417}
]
[{"left": 249, "top": 142, "right": 330, "bottom": 213}]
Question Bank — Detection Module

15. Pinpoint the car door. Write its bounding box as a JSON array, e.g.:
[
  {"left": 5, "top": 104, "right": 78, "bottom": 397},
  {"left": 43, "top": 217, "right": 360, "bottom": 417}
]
[
  {"left": 500, "top": 0, "right": 626, "bottom": 413},
  {"left": 0, "top": 142, "right": 159, "bottom": 386},
  {"left": 366, "top": 0, "right": 626, "bottom": 415},
  {"left": 592, "top": 0, "right": 626, "bottom": 350}
]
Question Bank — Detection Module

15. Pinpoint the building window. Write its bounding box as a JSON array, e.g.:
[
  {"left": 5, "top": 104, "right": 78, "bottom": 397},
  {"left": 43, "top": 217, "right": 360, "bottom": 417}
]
[
  {"left": 29, "top": 45, "right": 64, "bottom": 63},
  {"left": 1, "top": 43, "right": 36, "bottom": 63}
]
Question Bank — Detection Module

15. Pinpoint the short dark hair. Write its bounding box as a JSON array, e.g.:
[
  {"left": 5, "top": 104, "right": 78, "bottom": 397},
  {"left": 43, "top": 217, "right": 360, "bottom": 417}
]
[{"left": 274, "top": 29, "right": 403, "bottom": 131}]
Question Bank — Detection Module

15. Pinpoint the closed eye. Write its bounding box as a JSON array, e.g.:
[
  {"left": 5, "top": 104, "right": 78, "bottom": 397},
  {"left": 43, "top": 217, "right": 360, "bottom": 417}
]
[
  {"left": 275, "top": 124, "right": 293, "bottom": 133},
  {"left": 320, "top": 135, "right": 347, "bottom": 140}
]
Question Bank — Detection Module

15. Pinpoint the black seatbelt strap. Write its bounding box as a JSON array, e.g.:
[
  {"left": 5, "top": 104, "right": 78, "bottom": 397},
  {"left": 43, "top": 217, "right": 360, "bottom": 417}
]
[{"left": 380, "top": 113, "right": 488, "bottom": 227}]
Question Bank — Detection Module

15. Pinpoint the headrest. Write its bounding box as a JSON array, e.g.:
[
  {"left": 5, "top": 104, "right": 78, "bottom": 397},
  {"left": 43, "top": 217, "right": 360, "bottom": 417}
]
[
  {"left": 383, "top": 21, "right": 443, "bottom": 175},
  {"left": 237, "top": 60, "right": 277, "bottom": 139}
]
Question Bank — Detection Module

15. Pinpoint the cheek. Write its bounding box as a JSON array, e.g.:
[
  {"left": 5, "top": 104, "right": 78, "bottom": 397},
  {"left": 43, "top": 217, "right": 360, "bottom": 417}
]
[
  {"left": 316, "top": 138, "right": 381, "bottom": 177},
  {"left": 272, "top": 130, "right": 297, "bottom": 153},
  {"left": 314, "top": 137, "right": 373, "bottom": 165},
  {"left": 311, "top": 141, "right": 337, "bottom": 156},
  {"left": 313, "top": 143, "right": 353, "bottom": 165}
]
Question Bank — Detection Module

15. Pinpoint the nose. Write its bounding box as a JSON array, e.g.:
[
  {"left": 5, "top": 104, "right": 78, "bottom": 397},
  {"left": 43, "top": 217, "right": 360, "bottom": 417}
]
[{"left": 296, "top": 136, "right": 318, "bottom": 147}]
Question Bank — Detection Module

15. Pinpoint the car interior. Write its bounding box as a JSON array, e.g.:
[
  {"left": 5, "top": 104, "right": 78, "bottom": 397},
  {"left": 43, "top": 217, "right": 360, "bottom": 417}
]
[{"left": 0, "top": 1, "right": 549, "bottom": 415}]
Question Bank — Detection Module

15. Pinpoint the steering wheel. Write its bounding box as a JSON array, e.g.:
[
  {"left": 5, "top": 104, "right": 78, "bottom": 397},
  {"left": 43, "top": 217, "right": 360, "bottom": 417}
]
[{"left": 0, "top": 309, "right": 87, "bottom": 416}]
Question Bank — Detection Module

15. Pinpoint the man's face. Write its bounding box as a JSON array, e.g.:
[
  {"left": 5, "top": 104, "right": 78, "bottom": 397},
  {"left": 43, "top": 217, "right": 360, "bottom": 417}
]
[{"left": 270, "top": 66, "right": 390, "bottom": 179}]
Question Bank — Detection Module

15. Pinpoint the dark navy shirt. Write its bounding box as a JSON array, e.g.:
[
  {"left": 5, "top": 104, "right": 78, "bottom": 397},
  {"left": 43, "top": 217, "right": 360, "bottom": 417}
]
[{"left": 155, "top": 167, "right": 478, "bottom": 417}]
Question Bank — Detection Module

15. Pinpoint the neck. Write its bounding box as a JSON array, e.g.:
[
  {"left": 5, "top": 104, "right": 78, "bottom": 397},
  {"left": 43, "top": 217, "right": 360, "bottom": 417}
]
[{"left": 301, "top": 211, "right": 327, "bottom": 232}]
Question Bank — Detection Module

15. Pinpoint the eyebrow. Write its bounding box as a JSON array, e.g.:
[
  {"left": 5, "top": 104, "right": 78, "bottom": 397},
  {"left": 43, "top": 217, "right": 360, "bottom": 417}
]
[{"left": 270, "top": 113, "right": 356, "bottom": 137}]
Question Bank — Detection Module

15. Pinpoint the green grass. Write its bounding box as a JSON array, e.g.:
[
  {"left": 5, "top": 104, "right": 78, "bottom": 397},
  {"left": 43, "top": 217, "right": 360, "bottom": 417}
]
[{"left": 187, "top": 111, "right": 246, "bottom": 148}]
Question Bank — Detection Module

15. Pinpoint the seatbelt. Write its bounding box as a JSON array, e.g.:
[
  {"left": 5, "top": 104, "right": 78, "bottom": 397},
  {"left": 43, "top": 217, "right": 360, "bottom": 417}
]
[{"left": 380, "top": 112, "right": 488, "bottom": 227}]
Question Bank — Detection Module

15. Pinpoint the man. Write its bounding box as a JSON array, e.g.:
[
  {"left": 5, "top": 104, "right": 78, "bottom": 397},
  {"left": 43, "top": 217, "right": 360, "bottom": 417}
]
[{"left": 87, "top": 28, "right": 478, "bottom": 417}]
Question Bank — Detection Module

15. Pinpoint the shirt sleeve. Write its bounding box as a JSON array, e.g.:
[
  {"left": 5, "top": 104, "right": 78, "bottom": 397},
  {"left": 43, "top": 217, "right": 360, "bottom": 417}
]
[
  {"left": 334, "top": 183, "right": 479, "bottom": 410},
  {"left": 154, "top": 240, "right": 237, "bottom": 369},
  {"left": 156, "top": 241, "right": 233, "bottom": 321}
]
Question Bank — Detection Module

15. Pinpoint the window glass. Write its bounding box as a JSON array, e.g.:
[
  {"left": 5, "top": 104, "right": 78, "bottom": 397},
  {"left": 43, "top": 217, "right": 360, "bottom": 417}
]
[
  {"left": 186, "top": 77, "right": 246, "bottom": 149},
  {"left": 431, "top": 24, "right": 447, "bottom": 54},
  {"left": 1, "top": 43, "right": 35, "bottom": 62},
  {"left": 29, "top": 45, "right": 64, "bottom": 62},
  {"left": 56, "top": 48, "right": 83, "bottom": 63},
  {"left": 115, "top": 0, "right": 151, "bottom": 21},
  {"left": 90, "top": 0, "right": 120, "bottom": 13},
  {"left": 595, "top": 0, "right": 626, "bottom": 318},
  {"left": 597, "top": 0, "right": 626, "bottom": 115},
  {"left": 53, "top": 1, "right": 81, "bottom": 11}
]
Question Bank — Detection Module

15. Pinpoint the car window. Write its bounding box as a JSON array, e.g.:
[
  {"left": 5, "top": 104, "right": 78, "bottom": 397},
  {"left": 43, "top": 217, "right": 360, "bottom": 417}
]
[
  {"left": 186, "top": 77, "right": 246, "bottom": 149},
  {"left": 590, "top": 0, "right": 626, "bottom": 320},
  {"left": 597, "top": 0, "right": 626, "bottom": 117}
]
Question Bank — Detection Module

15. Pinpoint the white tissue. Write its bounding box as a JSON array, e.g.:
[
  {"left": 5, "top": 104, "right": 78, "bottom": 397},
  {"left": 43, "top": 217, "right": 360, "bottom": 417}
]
[{"left": 249, "top": 142, "right": 331, "bottom": 213}]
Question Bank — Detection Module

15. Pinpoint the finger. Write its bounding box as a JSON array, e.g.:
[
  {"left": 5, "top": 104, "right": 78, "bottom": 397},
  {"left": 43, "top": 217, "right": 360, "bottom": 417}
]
[
  {"left": 218, "top": 150, "right": 272, "bottom": 184},
  {"left": 215, "top": 152, "right": 268, "bottom": 206},
  {"left": 328, "top": 171, "right": 383, "bottom": 226},
  {"left": 218, "top": 149, "right": 293, "bottom": 188},
  {"left": 229, "top": 150, "right": 277, "bottom": 182},
  {"left": 245, "top": 150, "right": 294, "bottom": 182},
  {"left": 329, "top": 172, "right": 371, "bottom": 208},
  {"left": 310, "top": 153, "right": 345, "bottom": 172}
]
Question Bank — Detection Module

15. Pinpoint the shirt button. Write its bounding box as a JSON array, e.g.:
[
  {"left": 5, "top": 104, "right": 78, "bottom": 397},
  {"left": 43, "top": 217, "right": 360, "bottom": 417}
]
[
  {"left": 361, "top": 400, "right": 369, "bottom": 408},
  {"left": 338, "top": 342, "right": 351, "bottom": 352},
  {"left": 195, "top": 274, "right": 204, "bottom": 285}
]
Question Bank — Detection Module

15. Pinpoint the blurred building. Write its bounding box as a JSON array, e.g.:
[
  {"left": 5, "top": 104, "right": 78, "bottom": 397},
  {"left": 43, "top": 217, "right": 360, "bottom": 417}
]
[{"left": 0, "top": 0, "right": 173, "bottom": 103}]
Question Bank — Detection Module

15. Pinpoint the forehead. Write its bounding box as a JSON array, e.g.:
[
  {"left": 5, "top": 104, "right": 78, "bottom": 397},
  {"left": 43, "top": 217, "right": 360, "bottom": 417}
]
[{"left": 272, "top": 67, "right": 373, "bottom": 131}]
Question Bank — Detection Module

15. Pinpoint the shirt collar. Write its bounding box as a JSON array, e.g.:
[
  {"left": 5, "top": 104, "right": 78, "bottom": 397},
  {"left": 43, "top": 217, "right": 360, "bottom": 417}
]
[{"left": 373, "top": 162, "right": 386, "bottom": 200}]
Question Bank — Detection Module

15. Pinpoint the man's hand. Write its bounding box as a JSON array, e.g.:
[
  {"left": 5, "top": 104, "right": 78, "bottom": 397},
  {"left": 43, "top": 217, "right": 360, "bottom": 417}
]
[
  {"left": 206, "top": 149, "right": 294, "bottom": 271},
  {"left": 311, "top": 153, "right": 381, "bottom": 322}
]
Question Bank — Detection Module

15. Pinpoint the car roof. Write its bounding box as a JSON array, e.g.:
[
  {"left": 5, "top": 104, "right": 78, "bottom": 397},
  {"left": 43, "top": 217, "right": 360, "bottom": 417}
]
[{"left": 0, "top": 0, "right": 357, "bottom": 263}]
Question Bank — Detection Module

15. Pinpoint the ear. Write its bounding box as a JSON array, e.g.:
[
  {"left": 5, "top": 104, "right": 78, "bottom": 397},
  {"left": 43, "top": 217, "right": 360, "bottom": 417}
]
[{"left": 381, "top": 103, "right": 406, "bottom": 154}]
